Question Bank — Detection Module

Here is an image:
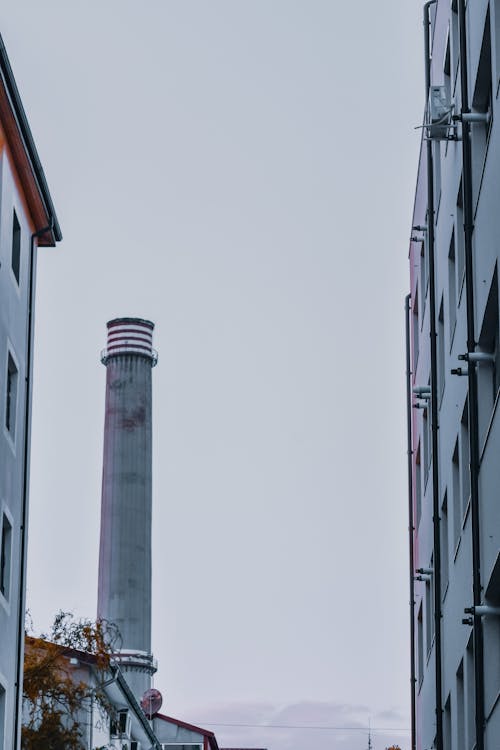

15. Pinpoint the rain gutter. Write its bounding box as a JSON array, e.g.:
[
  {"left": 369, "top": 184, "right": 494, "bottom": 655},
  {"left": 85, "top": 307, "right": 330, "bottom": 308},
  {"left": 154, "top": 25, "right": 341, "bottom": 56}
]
[
  {"left": 423, "top": 4, "right": 443, "bottom": 750},
  {"left": 456, "top": 2, "right": 485, "bottom": 748},
  {"left": 405, "top": 293, "right": 417, "bottom": 750}
]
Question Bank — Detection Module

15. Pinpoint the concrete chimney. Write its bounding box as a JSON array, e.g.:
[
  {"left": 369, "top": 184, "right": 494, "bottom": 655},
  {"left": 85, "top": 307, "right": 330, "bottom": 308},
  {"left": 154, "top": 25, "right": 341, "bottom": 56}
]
[{"left": 97, "top": 317, "right": 158, "bottom": 700}]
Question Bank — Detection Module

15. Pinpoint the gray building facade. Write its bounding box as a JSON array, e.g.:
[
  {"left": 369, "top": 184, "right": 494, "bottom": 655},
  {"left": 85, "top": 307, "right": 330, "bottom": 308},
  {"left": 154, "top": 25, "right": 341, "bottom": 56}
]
[{"left": 408, "top": 2, "right": 500, "bottom": 750}]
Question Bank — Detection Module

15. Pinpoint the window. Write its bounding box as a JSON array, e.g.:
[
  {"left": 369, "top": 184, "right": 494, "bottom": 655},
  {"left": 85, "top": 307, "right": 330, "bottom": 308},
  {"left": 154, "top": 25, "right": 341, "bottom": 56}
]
[
  {"left": 466, "top": 636, "right": 475, "bottom": 749},
  {"left": 420, "top": 240, "right": 428, "bottom": 317},
  {"left": 444, "top": 694, "right": 451, "bottom": 750},
  {"left": 111, "top": 710, "right": 131, "bottom": 738},
  {"left": 456, "top": 660, "right": 465, "bottom": 750},
  {"left": 416, "top": 442, "right": 422, "bottom": 529},
  {"left": 423, "top": 406, "right": 429, "bottom": 477},
  {"left": 425, "top": 564, "right": 434, "bottom": 657},
  {"left": 444, "top": 29, "right": 451, "bottom": 101},
  {"left": 0, "top": 682, "right": 4, "bottom": 750},
  {"left": 448, "top": 230, "right": 457, "bottom": 339},
  {"left": 441, "top": 492, "right": 449, "bottom": 594},
  {"left": 477, "top": 266, "right": 499, "bottom": 441},
  {"left": 417, "top": 603, "right": 424, "bottom": 688},
  {"left": 452, "top": 438, "right": 461, "bottom": 550},
  {"left": 433, "top": 141, "right": 442, "bottom": 215},
  {"left": 438, "top": 297, "right": 445, "bottom": 402},
  {"left": 413, "top": 287, "right": 419, "bottom": 364},
  {"left": 471, "top": 9, "right": 493, "bottom": 203},
  {"left": 461, "top": 401, "right": 470, "bottom": 511},
  {"left": 5, "top": 353, "right": 18, "bottom": 439},
  {"left": 0, "top": 513, "right": 12, "bottom": 601},
  {"left": 11, "top": 210, "right": 21, "bottom": 285},
  {"left": 456, "top": 181, "right": 465, "bottom": 292},
  {"left": 495, "top": 0, "right": 500, "bottom": 87},
  {"left": 451, "top": 0, "right": 459, "bottom": 90},
  {"left": 423, "top": 394, "right": 432, "bottom": 481}
]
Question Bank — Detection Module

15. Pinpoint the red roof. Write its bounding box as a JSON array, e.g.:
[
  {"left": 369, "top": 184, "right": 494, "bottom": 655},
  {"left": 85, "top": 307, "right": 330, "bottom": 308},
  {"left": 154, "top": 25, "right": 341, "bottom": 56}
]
[{"left": 155, "top": 714, "right": 219, "bottom": 750}]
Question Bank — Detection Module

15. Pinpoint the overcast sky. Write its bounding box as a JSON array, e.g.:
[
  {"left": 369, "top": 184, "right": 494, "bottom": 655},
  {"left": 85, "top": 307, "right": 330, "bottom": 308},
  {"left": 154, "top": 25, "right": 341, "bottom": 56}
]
[{"left": 1, "top": 3, "right": 424, "bottom": 749}]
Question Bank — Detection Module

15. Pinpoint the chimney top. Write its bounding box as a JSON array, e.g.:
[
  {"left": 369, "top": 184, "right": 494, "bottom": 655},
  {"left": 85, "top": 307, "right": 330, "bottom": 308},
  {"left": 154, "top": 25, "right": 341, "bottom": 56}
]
[{"left": 101, "top": 317, "right": 157, "bottom": 366}]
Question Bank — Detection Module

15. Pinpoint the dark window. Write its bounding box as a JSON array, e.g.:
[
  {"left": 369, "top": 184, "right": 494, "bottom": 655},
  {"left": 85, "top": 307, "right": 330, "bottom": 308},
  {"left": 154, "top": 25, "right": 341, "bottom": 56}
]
[
  {"left": 471, "top": 9, "right": 493, "bottom": 203},
  {"left": 452, "top": 438, "right": 461, "bottom": 550},
  {"left": 477, "top": 266, "right": 500, "bottom": 440},
  {"left": 495, "top": 0, "right": 500, "bottom": 89},
  {"left": 111, "top": 710, "right": 131, "bottom": 738},
  {"left": 423, "top": 407, "right": 429, "bottom": 478},
  {"left": 444, "top": 694, "right": 452, "bottom": 750},
  {"left": 451, "top": 1, "right": 459, "bottom": 90},
  {"left": 456, "top": 181, "right": 465, "bottom": 292},
  {"left": 413, "top": 287, "right": 419, "bottom": 364},
  {"left": 448, "top": 230, "right": 457, "bottom": 339},
  {"left": 466, "top": 636, "right": 475, "bottom": 748},
  {"left": 416, "top": 442, "right": 422, "bottom": 529},
  {"left": 444, "top": 30, "right": 451, "bottom": 99},
  {"left": 11, "top": 210, "right": 21, "bottom": 284},
  {"left": 5, "top": 353, "right": 18, "bottom": 438},
  {"left": 438, "top": 297, "right": 445, "bottom": 402},
  {"left": 0, "top": 513, "right": 12, "bottom": 600},
  {"left": 0, "top": 682, "right": 5, "bottom": 750},
  {"left": 461, "top": 400, "right": 470, "bottom": 511},
  {"left": 434, "top": 141, "right": 442, "bottom": 215},
  {"left": 420, "top": 240, "right": 428, "bottom": 317},
  {"left": 426, "top": 558, "right": 434, "bottom": 657},
  {"left": 456, "top": 660, "right": 465, "bottom": 750},
  {"left": 441, "top": 491, "right": 449, "bottom": 594},
  {"left": 417, "top": 603, "right": 424, "bottom": 689},
  {"left": 423, "top": 392, "right": 432, "bottom": 481}
]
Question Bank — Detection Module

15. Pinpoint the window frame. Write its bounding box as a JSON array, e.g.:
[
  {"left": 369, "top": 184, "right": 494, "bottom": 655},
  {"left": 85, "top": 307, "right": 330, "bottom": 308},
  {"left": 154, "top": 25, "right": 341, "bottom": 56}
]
[{"left": 0, "top": 507, "right": 13, "bottom": 607}]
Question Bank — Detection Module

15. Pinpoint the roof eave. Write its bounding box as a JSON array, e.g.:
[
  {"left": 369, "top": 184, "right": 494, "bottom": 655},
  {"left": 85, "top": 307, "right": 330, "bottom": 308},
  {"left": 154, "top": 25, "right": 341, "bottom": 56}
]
[{"left": 0, "top": 33, "right": 62, "bottom": 246}]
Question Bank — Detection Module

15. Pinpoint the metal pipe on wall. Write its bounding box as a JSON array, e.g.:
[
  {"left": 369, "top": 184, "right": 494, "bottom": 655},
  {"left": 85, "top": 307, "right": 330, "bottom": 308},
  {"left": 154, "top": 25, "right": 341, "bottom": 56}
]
[
  {"left": 456, "top": 2, "right": 485, "bottom": 748},
  {"left": 405, "top": 293, "right": 417, "bottom": 750},
  {"left": 13, "top": 220, "right": 53, "bottom": 749},
  {"left": 422, "top": 4, "right": 443, "bottom": 750}
]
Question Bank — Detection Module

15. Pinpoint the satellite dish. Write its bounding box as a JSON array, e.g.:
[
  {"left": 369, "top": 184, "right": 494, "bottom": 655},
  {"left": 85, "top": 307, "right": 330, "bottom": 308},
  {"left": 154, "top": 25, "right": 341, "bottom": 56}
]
[{"left": 140, "top": 688, "right": 163, "bottom": 718}]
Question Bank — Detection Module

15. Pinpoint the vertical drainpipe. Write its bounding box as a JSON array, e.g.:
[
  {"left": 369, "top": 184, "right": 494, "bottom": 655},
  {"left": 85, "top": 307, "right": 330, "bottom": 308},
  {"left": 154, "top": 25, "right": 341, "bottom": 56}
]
[
  {"left": 423, "top": 4, "right": 443, "bottom": 750},
  {"left": 13, "top": 221, "right": 53, "bottom": 749},
  {"left": 405, "top": 293, "right": 417, "bottom": 750},
  {"left": 456, "top": 2, "right": 485, "bottom": 749}
]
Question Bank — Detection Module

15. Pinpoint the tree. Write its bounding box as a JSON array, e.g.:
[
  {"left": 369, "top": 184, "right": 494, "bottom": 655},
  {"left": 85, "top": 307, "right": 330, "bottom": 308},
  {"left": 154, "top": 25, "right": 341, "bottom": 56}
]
[{"left": 22, "top": 611, "right": 121, "bottom": 750}]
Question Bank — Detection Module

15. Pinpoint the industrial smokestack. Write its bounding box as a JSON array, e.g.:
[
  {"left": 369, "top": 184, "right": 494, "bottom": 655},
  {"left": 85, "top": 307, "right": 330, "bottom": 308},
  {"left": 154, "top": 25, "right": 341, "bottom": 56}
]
[{"left": 97, "top": 317, "right": 158, "bottom": 699}]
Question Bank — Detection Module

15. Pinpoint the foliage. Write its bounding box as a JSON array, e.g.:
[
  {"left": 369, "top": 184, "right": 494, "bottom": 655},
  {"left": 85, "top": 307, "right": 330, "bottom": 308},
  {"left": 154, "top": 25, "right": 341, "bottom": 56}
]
[{"left": 22, "top": 611, "right": 121, "bottom": 750}]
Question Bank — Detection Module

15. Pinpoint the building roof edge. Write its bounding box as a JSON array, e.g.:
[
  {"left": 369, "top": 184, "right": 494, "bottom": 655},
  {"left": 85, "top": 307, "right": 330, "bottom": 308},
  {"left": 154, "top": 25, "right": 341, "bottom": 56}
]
[{"left": 0, "top": 33, "right": 62, "bottom": 244}]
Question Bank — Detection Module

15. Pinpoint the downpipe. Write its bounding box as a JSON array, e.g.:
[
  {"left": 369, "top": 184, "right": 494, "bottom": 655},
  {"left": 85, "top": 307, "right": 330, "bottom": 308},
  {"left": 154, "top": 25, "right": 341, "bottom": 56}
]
[
  {"left": 405, "top": 293, "right": 417, "bottom": 750},
  {"left": 13, "top": 221, "right": 53, "bottom": 749},
  {"left": 457, "top": 1, "right": 485, "bottom": 748},
  {"left": 423, "top": 4, "right": 444, "bottom": 750}
]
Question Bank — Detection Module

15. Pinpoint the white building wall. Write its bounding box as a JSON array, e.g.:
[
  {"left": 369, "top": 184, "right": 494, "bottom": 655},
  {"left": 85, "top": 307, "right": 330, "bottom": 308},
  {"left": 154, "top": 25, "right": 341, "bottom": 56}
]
[
  {"left": 410, "top": 2, "right": 500, "bottom": 749},
  {"left": 0, "top": 147, "right": 36, "bottom": 750}
]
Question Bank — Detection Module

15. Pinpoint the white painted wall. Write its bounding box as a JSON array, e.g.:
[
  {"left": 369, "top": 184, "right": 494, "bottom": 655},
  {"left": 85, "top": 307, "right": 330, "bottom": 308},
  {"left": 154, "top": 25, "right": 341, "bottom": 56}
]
[{"left": 0, "top": 147, "right": 35, "bottom": 750}]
